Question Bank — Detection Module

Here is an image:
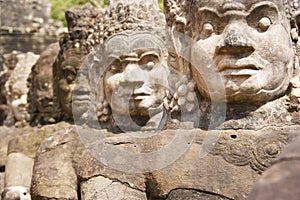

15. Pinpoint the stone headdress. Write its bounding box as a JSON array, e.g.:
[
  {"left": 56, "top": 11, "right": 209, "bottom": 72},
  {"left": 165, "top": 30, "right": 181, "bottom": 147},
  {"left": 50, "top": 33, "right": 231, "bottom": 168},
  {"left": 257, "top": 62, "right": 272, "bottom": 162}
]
[{"left": 87, "top": 0, "right": 165, "bottom": 48}]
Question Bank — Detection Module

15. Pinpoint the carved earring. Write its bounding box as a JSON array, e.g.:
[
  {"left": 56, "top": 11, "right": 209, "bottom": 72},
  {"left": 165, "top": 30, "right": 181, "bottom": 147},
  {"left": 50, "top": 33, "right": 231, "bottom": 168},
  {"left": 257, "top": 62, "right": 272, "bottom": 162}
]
[
  {"left": 163, "top": 76, "right": 197, "bottom": 113},
  {"left": 173, "top": 78, "right": 197, "bottom": 112},
  {"left": 96, "top": 97, "right": 110, "bottom": 122}
]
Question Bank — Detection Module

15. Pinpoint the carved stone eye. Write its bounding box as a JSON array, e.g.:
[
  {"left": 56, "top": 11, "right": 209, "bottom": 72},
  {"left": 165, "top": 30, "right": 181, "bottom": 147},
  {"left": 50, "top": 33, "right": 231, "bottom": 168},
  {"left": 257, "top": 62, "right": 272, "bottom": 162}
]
[
  {"left": 66, "top": 74, "right": 75, "bottom": 83},
  {"left": 145, "top": 61, "right": 155, "bottom": 70},
  {"left": 110, "top": 64, "right": 122, "bottom": 73},
  {"left": 41, "top": 82, "right": 49, "bottom": 90},
  {"left": 139, "top": 54, "right": 159, "bottom": 70},
  {"left": 202, "top": 23, "right": 214, "bottom": 37},
  {"left": 258, "top": 17, "right": 271, "bottom": 32}
]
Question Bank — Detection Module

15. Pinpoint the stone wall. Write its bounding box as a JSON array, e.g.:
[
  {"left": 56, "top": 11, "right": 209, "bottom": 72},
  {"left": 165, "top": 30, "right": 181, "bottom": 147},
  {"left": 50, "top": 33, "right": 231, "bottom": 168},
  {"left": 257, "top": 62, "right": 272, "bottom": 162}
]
[{"left": 0, "top": 0, "right": 66, "bottom": 67}]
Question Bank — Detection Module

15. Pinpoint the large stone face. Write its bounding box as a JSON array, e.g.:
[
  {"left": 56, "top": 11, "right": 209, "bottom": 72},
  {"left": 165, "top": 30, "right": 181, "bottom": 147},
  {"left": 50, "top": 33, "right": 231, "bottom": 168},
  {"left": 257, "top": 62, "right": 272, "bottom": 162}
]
[
  {"left": 164, "top": 0, "right": 300, "bottom": 103},
  {"left": 163, "top": 0, "right": 300, "bottom": 130}
]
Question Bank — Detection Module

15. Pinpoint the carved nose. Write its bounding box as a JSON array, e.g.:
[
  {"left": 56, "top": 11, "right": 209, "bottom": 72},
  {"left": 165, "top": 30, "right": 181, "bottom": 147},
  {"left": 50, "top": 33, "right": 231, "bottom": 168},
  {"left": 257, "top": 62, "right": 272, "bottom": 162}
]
[
  {"left": 121, "top": 63, "right": 146, "bottom": 87},
  {"left": 216, "top": 28, "right": 255, "bottom": 54}
]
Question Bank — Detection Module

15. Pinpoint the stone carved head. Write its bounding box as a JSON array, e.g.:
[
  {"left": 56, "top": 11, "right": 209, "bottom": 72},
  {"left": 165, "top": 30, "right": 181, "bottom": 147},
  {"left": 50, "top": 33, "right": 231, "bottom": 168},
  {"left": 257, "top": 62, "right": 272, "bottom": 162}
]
[
  {"left": 4, "top": 52, "right": 40, "bottom": 126},
  {"left": 164, "top": 0, "right": 300, "bottom": 103},
  {"left": 53, "top": 5, "right": 105, "bottom": 120},
  {"left": 28, "top": 43, "right": 60, "bottom": 125},
  {"left": 54, "top": 50, "right": 82, "bottom": 120},
  {"left": 73, "top": 1, "right": 173, "bottom": 131},
  {"left": 89, "top": 31, "right": 169, "bottom": 130}
]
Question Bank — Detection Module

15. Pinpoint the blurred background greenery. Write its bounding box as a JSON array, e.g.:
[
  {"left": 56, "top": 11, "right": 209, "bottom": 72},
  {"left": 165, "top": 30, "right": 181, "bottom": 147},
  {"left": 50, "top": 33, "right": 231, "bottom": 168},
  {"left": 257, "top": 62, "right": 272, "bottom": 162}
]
[{"left": 46, "top": 0, "right": 164, "bottom": 26}]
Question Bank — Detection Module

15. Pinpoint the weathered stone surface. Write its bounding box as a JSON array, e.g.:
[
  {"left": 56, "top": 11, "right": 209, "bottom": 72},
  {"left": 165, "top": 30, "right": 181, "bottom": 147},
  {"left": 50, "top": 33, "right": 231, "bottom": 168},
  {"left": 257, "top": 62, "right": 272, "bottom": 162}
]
[
  {"left": 31, "top": 125, "right": 299, "bottom": 199},
  {"left": 0, "top": 0, "right": 65, "bottom": 67},
  {"left": 146, "top": 126, "right": 299, "bottom": 199},
  {"left": 0, "top": 123, "right": 70, "bottom": 199},
  {"left": 7, "top": 122, "right": 70, "bottom": 159},
  {"left": 87, "top": 0, "right": 165, "bottom": 45},
  {"left": 164, "top": 0, "right": 300, "bottom": 130},
  {"left": 31, "top": 126, "right": 147, "bottom": 199},
  {"left": 0, "top": 126, "right": 35, "bottom": 168},
  {"left": 248, "top": 135, "right": 300, "bottom": 200},
  {"left": 81, "top": 176, "right": 147, "bottom": 200},
  {"left": 0, "top": 0, "right": 51, "bottom": 28},
  {"left": 0, "top": 173, "right": 4, "bottom": 200},
  {"left": 165, "top": 0, "right": 299, "bottom": 103},
  {"left": 31, "top": 136, "right": 78, "bottom": 200},
  {"left": 3, "top": 1, "right": 300, "bottom": 200},
  {"left": 166, "top": 189, "right": 229, "bottom": 200},
  {"left": 5, "top": 153, "right": 34, "bottom": 188},
  {"left": 30, "top": 126, "right": 146, "bottom": 199}
]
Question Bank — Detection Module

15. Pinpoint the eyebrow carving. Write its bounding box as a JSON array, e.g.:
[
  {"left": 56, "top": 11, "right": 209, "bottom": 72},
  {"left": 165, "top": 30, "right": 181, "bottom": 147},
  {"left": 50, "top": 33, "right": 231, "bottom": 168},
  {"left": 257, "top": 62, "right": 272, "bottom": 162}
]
[
  {"left": 248, "top": 1, "right": 279, "bottom": 15},
  {"left": 222, "top": 1, "right": 246, "bottom": 12},
  {"left": 198, "top": 8, "right": 221, "bottom": 18}
]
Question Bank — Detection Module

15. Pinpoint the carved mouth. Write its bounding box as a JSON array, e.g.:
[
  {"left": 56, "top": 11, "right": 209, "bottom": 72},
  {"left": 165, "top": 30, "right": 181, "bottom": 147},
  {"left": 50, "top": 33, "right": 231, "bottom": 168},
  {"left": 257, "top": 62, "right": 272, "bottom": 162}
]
[
  {"left": 38, "top": 101, "right": 54, "bottom": 112},
  {"left": 217, "top": 57, "right": 262, "bottom": 76},
  {"left": 17, "top": 108, "right": 27, "bottom": 113},
  {"left": 133, "top": 86, "right": 153, "bottom": 100},
  {"left": 118, "top": 86, "right": 153, "bottom": 100}
]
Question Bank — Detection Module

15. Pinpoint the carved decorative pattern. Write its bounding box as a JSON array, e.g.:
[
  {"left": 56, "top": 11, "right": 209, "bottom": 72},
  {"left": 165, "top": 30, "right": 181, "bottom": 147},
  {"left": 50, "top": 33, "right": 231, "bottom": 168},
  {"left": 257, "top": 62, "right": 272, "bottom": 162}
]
[
  {"left": 212, "top": 130, "right": 298, "bottom": 173},
  {"left": 88, "top": 2, "right": 165, "bottom": 49}
]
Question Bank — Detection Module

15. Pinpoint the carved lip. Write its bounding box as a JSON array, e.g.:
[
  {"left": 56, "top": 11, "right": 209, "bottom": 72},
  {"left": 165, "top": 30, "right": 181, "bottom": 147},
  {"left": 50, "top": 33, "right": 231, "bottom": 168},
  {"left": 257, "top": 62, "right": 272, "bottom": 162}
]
[
  {"left": 217, "top": 57, "right": 263, "bottom": 76},
  {"left": 134, "top": 87, "right": 152, "bottom": 100},
  {"left": 16, "top": 107, "right": 27, "bottom": 113},
  {"left": 126, "top": 86, "right": 153, "bottom": 100},
  {"left": 38, "top": 102, "right": 54, "bottom": 112}
]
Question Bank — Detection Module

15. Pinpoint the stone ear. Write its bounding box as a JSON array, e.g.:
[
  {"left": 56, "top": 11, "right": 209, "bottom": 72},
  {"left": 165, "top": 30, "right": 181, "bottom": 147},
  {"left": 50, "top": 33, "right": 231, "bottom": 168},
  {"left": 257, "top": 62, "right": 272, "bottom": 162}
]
[{"left": 169, "top": 17, "right": 187, "bottom": 56}]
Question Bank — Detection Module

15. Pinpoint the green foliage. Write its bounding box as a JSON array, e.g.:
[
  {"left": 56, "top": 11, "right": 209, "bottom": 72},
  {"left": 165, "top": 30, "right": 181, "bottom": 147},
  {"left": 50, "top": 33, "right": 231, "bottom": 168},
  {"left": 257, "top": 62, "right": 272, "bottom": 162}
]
[
  {"left": 158, "top": 0, "right": 163, "bottom": 11},
  {"left": 47, "top": 0, "right": 103, "bottom": 26},
  {"left": 47, "top": 0, "right": 164, "bottom": 26}
]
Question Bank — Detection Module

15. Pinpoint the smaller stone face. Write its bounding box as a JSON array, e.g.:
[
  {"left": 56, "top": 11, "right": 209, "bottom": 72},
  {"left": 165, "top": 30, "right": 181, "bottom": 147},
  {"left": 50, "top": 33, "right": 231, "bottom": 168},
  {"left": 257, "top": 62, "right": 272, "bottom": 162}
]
[
  {"left": 56, "top": 53, "right": 82, "bottom": 119},
  {"left": 80, "top": 31, "right": 171, "bottom": 130},
  {"left": 28, "top": 43, "right": 60, "bottom": 124},
  {"left": 4, "top": 52, "right": 40, "bottom": 126},
  {"left": 102, "top": 33, "right": 169, "bottom": 117},
  {"left": 0, "top": 52, "right": 19, "bottom": 125},
  {"left": 54, "top": 5, "right": 106, "bottom": 120}
]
